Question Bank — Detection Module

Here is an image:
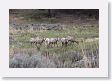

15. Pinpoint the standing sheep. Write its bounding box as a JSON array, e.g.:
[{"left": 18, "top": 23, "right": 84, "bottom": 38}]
[
  {"left": 60, "top": 36, "right": 79, "bottom": 47},
  {"left": 30, "top": 37, "right": 45, "bottom": 46},
  {"left": 30, "top": 38, "right": 36, "bottom": 45},
  {"left": 60, "top": 38, "right": 69, "bottom": 47},
  {"left": 66, "top": 36, "right": 79, "bottom": 45},
  {"left": 35, "top": 37, "right": 45, "bottom": 46},
  {"left": 45, "top": 38, "right": 59, "bottom": 47}
]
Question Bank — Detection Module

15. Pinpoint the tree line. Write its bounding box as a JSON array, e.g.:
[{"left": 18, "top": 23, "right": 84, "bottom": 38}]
[{"left": 9, "top": 9, "right": 99, "bottom": 20}]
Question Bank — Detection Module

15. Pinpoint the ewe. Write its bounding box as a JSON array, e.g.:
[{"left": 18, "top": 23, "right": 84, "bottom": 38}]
[
  {"left": 45, "top": 38, "right": 59, "bottom": 47},
  {"left": 30, "top": 37, "right": 45, "bottom": 46}
]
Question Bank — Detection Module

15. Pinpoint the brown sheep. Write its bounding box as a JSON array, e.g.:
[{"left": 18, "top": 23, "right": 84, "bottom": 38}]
[{"left": 30, "top": 37, "right": 45, "bottom": 46}]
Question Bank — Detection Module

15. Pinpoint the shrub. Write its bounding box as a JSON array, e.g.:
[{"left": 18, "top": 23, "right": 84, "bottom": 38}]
[{"left": 9, "top": 53, "right": 56, "bottom": 68}]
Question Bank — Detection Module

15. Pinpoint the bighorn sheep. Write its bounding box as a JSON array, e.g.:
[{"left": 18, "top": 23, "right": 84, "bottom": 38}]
[
  {"left": 30, "top": 38, "right": 36, "bottom": 45},
  {"left": 60, "top": 38, "right": 68, "bottom": 47},
  {"left": 30, "top": 37, "right": 45, "bottom": 46},
  {"left": 45, "top": 38, "right": 59, "bottom": 47},
  {"left": 30, "top": 36, "right": 78, "bottom": 48},
  {"left": 66, "top": 36, "right": 79, "bottom": 44},
  {"left": 60, "top": 36, "right": 79, "bottom": 47}
]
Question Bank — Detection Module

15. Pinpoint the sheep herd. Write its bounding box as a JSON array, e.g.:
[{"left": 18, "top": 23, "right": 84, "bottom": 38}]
[{"left": 30, "top": 36, "right": 79, "bottom": 48}]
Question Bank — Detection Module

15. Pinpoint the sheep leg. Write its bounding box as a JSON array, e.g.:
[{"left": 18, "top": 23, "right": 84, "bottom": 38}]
[
  {"left": 56, "top": 42, "right": 58, "bottom": 47},
  {"left": 75, "top": 41, "right": 79, "bottom": 44},
  {"left": 62, "top": 42, "right": 65, "bottom": 47},
  {"left": 30, "top": 42, "right": 33, "bottom": 46},
  {"left": 65, "top": 43, "right": 67, "bottom": 47},
  {"left": 54, "top": 42, "right": 55, "bottom": 47},
  {"left": 47, "top": 43, "right": 50, "bottom": 48}
]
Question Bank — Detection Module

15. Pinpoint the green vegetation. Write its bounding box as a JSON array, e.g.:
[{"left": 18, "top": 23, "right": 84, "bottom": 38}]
[
  {"left": 9, "top": 9, "right": 99, "bottom": 68},
  {"left": 9, "top": 26, "right": 98, "bottom": 49}
]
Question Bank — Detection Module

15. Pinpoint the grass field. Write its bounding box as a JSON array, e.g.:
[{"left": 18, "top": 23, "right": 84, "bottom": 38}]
[
  {"left": 9, "top": 24, "right": 99, "bottom": 68},
  {"left": 9, "top": 9, "right": 99, "bottom": 68}
]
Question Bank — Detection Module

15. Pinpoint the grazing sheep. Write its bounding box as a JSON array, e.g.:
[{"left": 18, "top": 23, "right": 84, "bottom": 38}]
[
  {"left": 60, "top": 36, "right": 79, "bottom": 47},
  {"left": 60, "top": 38, "right": 69, "bottom": 47},
  {"left": 66, "top": 36, "right": 79, "bottom": 45},
  {"left": 35, "top": 37, "right": 45, "bottom": 46},
  {"left": 30, "top": 36, "right": 78, "bottom": 47},
  {"left": 30, "top": 37, "right": 45, "bottom": 46},
  {"left": 30, "top": 38, "right": 36, "bottom": 45},
  {"left": 45, "top": 38, "right": 59, "bottom": 47}
]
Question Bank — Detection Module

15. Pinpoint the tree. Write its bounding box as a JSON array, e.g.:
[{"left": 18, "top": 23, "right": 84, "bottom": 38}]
[{"left": 48, "top": 9, "right": 51, "bottom": 18}]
